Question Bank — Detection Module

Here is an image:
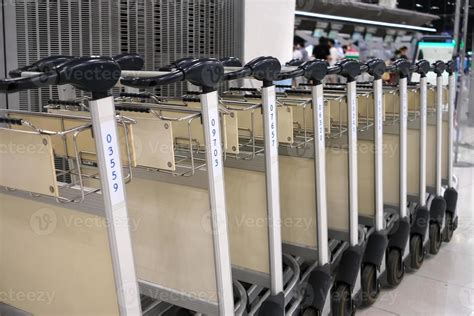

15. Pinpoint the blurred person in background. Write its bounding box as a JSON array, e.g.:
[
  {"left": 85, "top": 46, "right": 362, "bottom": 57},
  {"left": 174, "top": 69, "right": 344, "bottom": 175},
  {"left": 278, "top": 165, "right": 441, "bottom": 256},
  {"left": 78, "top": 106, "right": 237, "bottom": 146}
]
[
  {"left": 293, "top": 36, "right": 309, "bottom": 62},
  {"left": 312, "top": 37, "right": 330, "bottom": 61}
]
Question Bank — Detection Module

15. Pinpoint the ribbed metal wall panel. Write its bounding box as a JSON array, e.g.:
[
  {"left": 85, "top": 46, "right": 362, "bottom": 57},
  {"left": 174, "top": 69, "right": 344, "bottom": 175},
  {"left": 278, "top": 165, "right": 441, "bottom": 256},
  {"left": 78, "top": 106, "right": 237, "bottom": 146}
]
[{"left": 10, "top": 0, "right": 243, "bottom": 111}]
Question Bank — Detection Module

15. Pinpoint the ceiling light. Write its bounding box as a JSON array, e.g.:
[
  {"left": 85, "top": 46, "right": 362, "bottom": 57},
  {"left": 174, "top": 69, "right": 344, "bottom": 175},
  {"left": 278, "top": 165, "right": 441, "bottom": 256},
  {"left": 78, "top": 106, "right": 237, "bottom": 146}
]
[{"left": 295, "top": 11, "right": 437, "bottom": 33}]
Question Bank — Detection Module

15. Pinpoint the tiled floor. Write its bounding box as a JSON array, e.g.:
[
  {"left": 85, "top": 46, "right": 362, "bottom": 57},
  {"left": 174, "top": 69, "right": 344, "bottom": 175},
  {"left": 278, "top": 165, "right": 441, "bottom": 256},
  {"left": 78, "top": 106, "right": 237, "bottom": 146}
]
[{"left": 360, "top": 124, "right": 474, "bottom": 316}]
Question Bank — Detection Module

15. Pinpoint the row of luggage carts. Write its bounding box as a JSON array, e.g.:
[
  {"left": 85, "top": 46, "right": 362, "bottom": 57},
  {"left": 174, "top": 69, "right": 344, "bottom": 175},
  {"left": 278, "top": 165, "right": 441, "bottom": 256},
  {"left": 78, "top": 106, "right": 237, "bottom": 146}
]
[{"left": 0, "top": 53, "right": 459, "bottom": 316}]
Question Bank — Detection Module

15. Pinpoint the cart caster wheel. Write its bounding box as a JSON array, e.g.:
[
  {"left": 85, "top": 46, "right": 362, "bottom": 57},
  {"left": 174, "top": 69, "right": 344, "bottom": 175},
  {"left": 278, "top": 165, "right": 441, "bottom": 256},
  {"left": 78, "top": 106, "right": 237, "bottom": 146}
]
[
  {"left": 331, "top": 284, "right": 353, "bottom": 316},
  {"left": 409, "top": 234, "right": 425, "bottom": 269},
  {"left": 386, "top": 249, "right": 404, "bottom": 287},
  {"left": 429, "top": 222, "right": 442, "bottom": 254},
  {"left": 443, "top": 212, "right": 454, "bottom": 242},
  {"left": 302, "top": 307, "right": 320, "bottom": 316},
  {"left": 361, "top": 264, "right": 379, "bottom": 306}
]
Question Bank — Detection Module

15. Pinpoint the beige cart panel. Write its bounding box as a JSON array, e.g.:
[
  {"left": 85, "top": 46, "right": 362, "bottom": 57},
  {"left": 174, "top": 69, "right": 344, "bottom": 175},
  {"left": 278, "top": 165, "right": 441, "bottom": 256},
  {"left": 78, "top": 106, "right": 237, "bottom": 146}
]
[
  {"left": 224, "top": 168, "right": 270, "bottom": 274},
  {"left": 383, "top": 134, "right": 400, "bottom": 206},
  {"left": 326, "top": 147, "right": 350, "bottom": 232},
  {"left": 115, "top": 111, "right": 176, "bottom": 171},
  {"left": 279, "top": 156, "right": 317, "bottom": 248},
  {"left": 407, "top": 129, "right": 421, "bottom": 196},
  {"left": 358, "top": 140, "right": 375, "bottom": 218},
  {"left": 126, "top": 178, "right": 218, "bottom": 303},
  {"left": 0, "top": 194, "right": 119, "bottom": 316},
  {"left": 236, "top": 106, "right": 294, "bottom": 144},
  {"left": 426, "top": 121, "right": 449, "bottom": 188},
  {"left": 11, "top": 112, "right": 136, "bottom": 166},
  {"left": 283, "top": 95, "right": 332, "bottom": 134},
  {"left": 0, "top": 129, "right": 58, "bottom": 197}
]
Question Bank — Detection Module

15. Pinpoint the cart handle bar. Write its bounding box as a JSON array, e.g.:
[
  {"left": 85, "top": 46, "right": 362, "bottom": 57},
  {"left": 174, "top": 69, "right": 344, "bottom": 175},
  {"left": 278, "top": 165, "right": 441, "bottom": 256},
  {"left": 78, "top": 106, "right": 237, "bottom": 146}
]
[{"left": 0, "top": 57, "right": 121, "bottom": 94}]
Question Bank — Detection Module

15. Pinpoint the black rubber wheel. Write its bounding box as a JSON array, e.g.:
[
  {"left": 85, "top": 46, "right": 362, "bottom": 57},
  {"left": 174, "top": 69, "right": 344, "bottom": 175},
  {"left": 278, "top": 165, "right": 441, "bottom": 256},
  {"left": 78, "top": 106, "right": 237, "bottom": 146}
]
[
  {"left": 429, "top": 222, "right": 442, "bottom": 254},
  {"left": 409, "top": 234, "right": 425, "bottom": 270},
  {"left": 302, "top": 307, "right": 320, "bottom": 316},
  {"left": 443, "top": 212, "right": 454, "bottom": 242},
  {"left": 386, "top": 249, "right": 404, "bottom": 287},
  {"left": 331, "top": 284, "right": 353, "bottom": 316},
  {"left": 361, "top": 264, "right": 379, "bottom": 306}
]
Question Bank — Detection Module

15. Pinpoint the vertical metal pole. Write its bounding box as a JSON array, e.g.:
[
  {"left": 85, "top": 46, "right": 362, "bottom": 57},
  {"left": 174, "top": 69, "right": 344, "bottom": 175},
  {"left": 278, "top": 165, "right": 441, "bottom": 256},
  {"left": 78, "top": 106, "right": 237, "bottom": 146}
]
[
  {"left": 448, "top": 74, "right": 456, "bottom": 187},
  {"left": 347, "top": 80, "right": 359, "bottom": 246},
  {"left": 373, "top": 78, "right": 384, "bottom": 231},
  {"left": 261, "top": 84, "right": 284, "bottom": 295},
  {"left": 419, "top": 76, "right": 428, "bottom": 205},
  {"left": 200, "top": 90, "right": 234, "bottom": 316},
  {"left": 399, "top": 77, "right": 408, "bottom": 218},
  {"left": 312, "top": 83, "right": 329, "bottom": 265},
  {"left": 435, "top": 76, "right": 443, "bottom": 196},
  {"left": 89, "top": 96, "right": 141, "bottom": 316},
  {"left": 453, "top": 0, "right": 462, "bottom": 57}
]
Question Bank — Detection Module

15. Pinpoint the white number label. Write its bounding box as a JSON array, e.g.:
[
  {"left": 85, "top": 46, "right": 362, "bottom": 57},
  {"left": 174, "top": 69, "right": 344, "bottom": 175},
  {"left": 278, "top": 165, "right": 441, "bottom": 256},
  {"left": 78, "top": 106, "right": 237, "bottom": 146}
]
[{"left": 101, "top": 120, "right": 125, "bottom": 206}]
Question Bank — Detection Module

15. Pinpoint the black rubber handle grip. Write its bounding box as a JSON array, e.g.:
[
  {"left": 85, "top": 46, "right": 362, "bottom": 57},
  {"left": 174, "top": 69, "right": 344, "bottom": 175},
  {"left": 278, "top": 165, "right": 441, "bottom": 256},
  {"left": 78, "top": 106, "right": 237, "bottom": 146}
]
[
  {"left": 182, "top": 95, "right": 201, "bottom": 102},
  {"left": 0, "top": 117, "right": 23, "bottom": 125},
  {"left": 229, "top": 87, "right": 259, "bottom": 92},
  {"left": 285, "top": 89, "right": 311, "bottom": 95},
  {"left": 122, "top": 58, "right": 224, "bottom": 90},
  {"left": 9, "top": 55, "right": 75, "bottom": 78},
  {"left": 276, "top": 85, "right": 293, "bottom": 89},
  {"left": 276, "top": 68, "right": 304, "bottom": 80},
  {"left": 220, "top": 57, "right": 243, "bottom": 67},
  {"left": 1, "top": 57, "right": 121, "bottom": 94},
  {"left": 119, "top": 92, "right": 152, "bottom": 99},
  {"left": 115, "top": 105, "right": 151, "bottom": 113},
  {"left": 47, "top": 99, "right": 82, "bottom": 107},
  {"left": 113, "top": 53, "right": 145, "bottom": 71}
]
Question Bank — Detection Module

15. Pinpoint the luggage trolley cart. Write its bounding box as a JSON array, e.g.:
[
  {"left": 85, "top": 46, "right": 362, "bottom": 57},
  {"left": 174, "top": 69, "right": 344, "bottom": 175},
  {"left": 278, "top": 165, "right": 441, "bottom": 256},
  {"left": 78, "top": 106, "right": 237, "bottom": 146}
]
[
  {"left": 377, "top": 59, "right": 412, "bottom": 287},
  {"left": 442, "top": 60, "right": 459, "bottom": 242},
  {"left": 314, "top": 59, "right": 397, "bottom": 306},
  {"left": 426, "top": 61, "right": 456, "bottom": 255},
  {"left": 272, "top": 59, "right": 369, "bottom": 315},
  {"left": 216, "top": 56, "right": 301, "bottom": 315},
  {"left": 269, "top": 59, "right": 334, "bottom": 316},
  {"left": 404, "top": 59, "right": 433, "bottom": 269},
  {"left": 106, "top": 58, "right": 238, "bottom": 316},
  {"left": 0, "top": 57, "right": 142, "bottom": 315}
]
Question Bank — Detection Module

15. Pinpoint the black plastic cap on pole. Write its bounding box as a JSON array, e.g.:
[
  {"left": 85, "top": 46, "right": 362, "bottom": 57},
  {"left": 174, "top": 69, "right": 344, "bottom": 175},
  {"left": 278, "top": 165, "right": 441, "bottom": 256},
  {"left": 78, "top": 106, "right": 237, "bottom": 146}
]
[
  {"left": 432, "top": 60, "right": 446, "bottom": 77},
  {"left": 391, "top": 59, "right": 411, "bottom": 78},
  {"left": 113, "top": 53, "right": 145, "bottom": 71},
  {"left": 365, "top": 58, "right": 386, "bottom": 80},
  {"left": 445, "top": 60, "right": 455, "bottom": 75},
  {"left": 301, "top": 59, "right": 328, "bottom": 84},
  {"left": 286, "top": 59, "right": 304, "bottom": 67},
  {"left": 182, "top": 58, "right": 224, "bottom": 91},
  {"left": 245, "top": 56, "right": 281, "bottom": 86},
  {"left": 56, "top": 57, "right": 121, "bottom": 93},
  {"left": 414, "top": 60, "right": 431, "bottom": 77},
  {"left": 337, "top": 59, "right": 361, "bottom": 81}
]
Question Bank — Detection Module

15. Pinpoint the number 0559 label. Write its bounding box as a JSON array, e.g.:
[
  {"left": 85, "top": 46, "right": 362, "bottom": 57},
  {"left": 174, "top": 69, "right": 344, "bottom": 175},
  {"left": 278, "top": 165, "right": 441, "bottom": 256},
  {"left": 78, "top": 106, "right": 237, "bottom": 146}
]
[{"left": 101, "top": 120, "right": 125, "bottom": 206}]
